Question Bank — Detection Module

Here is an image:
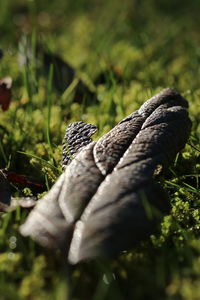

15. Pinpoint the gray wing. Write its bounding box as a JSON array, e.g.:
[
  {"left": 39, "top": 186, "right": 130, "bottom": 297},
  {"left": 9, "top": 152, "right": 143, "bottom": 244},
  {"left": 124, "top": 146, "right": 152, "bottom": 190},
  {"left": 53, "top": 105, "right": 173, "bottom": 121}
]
[
  {"left": 20, "top": 88, "right": 191, "bottom": 263},
  {"left": 20, "top": 142, "right": 104, "bottom": 250},
  {"left": 93, "top": 111, "right": 145, "bottom": 175},
  {"left": 68, "top": 89, "right": 191, "bottom": 263},
  {"left": 93, "top": 88, "right": 188, "bottom": 175},
  {"left": 20, "top": 173, "right": 73, "bottom": 251},
  {"left": 62, "top": 121, "right": 97, "bottom": 170}
]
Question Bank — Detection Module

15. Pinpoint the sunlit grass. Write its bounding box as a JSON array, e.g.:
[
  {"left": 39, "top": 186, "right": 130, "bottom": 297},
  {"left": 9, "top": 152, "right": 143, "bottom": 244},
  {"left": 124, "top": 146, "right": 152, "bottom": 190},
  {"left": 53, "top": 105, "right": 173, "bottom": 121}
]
[{"left": 0, "top": 0, "right": 200, "bottom": 299}]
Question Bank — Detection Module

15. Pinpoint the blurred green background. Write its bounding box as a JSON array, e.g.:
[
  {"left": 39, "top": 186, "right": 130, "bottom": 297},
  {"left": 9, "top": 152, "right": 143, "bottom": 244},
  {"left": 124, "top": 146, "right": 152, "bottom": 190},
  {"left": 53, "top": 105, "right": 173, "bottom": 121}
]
[{"left": 0, "top": 1, "right": 200, "bottom": 300}]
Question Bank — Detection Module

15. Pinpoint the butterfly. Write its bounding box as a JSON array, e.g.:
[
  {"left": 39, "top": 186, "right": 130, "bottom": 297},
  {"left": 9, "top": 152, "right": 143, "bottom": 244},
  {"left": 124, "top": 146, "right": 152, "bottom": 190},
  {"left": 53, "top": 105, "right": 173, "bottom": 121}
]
[{"left": 20, "top": 88, "right": 191, "bottom": 264}]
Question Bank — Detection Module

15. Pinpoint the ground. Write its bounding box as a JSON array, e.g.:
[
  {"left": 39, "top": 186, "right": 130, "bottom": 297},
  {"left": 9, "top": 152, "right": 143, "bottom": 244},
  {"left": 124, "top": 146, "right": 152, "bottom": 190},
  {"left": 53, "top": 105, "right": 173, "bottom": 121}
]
[{"left": 0, "top": 0, "right": 200, "bottom": 299}]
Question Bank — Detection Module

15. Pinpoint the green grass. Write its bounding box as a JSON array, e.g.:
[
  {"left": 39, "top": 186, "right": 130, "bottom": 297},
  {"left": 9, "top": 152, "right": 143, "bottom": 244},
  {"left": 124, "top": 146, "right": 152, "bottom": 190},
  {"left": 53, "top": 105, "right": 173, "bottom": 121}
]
[{"left": 0, "top": 0, "right": 200, "bottom": 299}]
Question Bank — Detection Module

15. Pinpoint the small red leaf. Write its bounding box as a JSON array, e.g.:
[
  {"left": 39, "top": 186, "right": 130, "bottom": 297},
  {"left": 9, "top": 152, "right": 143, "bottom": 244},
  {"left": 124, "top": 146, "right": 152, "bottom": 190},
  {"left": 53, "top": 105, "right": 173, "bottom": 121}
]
[
  {"left": 0, "top": 77, "right": 12, "bottom": 111},
  {"left": 6, "top": 171, "right": 44, "bottom": 188},
  {"left": 0, "top": 170, "right": 11, "bottom": 206}
]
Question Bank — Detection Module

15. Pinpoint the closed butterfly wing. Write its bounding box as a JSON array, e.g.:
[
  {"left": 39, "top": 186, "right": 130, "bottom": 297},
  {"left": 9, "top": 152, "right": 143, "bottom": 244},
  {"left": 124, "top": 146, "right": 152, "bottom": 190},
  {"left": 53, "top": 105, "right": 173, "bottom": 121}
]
[
  {"left": 20, "top": 88, "right": 191, "bottom": 263},
  {"left": 68, "top": 89, "right": 191, "bottom": 263}
]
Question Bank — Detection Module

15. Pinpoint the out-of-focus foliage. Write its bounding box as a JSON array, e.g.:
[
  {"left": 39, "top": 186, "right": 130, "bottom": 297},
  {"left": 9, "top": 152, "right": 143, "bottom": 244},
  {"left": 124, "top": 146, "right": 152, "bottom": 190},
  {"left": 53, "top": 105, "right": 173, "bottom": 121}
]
[{"left": 0, "top": 0, "right": 199, "bottom": 299}]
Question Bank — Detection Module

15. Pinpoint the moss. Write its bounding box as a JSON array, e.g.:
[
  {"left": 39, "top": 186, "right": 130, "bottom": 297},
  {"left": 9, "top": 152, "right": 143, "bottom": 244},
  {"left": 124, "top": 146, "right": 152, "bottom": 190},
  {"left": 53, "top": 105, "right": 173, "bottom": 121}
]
[{"left": 0, "top": 0, "right": 200, "bottom": 299}]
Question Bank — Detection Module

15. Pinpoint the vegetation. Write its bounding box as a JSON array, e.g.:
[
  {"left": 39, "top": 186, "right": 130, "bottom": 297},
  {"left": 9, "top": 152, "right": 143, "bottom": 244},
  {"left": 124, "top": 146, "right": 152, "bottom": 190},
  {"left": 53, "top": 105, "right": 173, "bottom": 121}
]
[{"left": 0, "top": 0, "right": 200, "bottom": 299}]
